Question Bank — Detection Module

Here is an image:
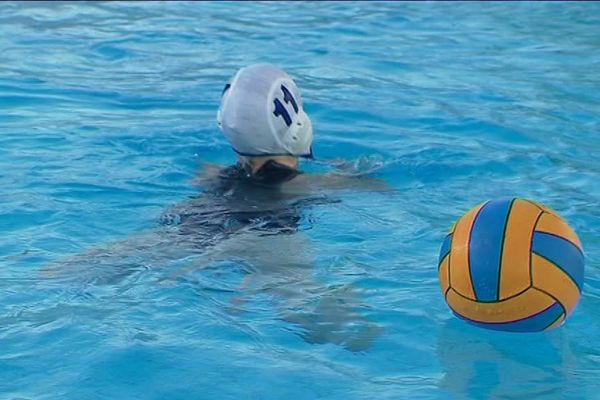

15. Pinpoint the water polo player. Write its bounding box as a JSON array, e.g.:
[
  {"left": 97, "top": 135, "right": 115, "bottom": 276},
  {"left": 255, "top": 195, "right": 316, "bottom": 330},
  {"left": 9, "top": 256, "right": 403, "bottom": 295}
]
[{"left": 46, "top": 64, "right": 388, "bottom": 351}]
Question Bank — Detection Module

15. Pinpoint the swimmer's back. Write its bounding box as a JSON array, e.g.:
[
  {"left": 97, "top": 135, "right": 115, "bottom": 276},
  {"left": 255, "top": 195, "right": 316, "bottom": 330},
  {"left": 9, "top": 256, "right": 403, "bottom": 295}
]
[{"left": 163, "top": 162, "right": 333, "bottom": 239}]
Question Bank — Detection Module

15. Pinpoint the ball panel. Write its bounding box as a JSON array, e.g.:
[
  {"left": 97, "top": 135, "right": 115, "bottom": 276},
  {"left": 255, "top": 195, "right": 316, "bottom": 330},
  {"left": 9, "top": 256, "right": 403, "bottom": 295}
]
[
  {"left": 449, "top": 202, "right": 486, "bottom": 300},
  {"left": 531, "top": 232, "right": 585, "bottom": 290},
  {"left": 438, "top": 234, "right": 452, "bottom": 266},
  {"left": 546, "top": 313, "right": 566, "bottom": 330},
  {"left": 535, "top": 212, "right": 583, "bottom": 251},
  {"left": 498, "top": 199, "right": 541, "bottom": 300},
  {"left": 439, "top": 255, "right": 450, "bottom": 295},
  {"left": 449, "top": 220, "right": 457, "bottom": 235},
  {"left": 531, "top": 253, "right": 581, "bottom": 316},
  {"left": 446, "top": 287, "right": 553, "bottom": 324},
  {"left": 452, "top": 301, "right": 564, "bottom": 332},
  {"left": 469, "top": 198, "right": 513, "bottom": 302}
]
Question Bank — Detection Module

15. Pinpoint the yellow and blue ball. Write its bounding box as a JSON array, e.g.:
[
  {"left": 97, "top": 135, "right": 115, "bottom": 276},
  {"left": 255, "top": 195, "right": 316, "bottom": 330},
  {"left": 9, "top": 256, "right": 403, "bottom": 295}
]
[{"left": 438, "top": 198, "right": 584, "bottom": 332}]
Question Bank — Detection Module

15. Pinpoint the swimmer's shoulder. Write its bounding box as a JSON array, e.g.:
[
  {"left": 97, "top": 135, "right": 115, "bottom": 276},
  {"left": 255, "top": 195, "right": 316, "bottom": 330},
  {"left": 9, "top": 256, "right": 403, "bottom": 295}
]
[
  {"left": 189, "top": 163, "right": 246, "bottom": 188},
  {"left": 284, "top": 170, "right": 392, "bottom": 194},
  {"left": 191, "top": 161, "right": 391, "bottom": 193}
]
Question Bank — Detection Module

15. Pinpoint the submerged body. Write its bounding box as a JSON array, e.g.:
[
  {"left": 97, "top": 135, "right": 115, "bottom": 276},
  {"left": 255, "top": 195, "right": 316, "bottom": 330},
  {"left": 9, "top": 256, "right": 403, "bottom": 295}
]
[
  {"left": 167, "top": 158, "right": 386, "bottom": 241},
  {"left": 168, "top": 161, "right": 318, "bottom": 237},
  {"left": 166, "top": 161, "right": 384, "bottom": 351},
  {"left": 45, "top": 159, "right": 386, "bottom": 351},
  {"left": 45, "top": 64, "right": 387, "bottom": 351}
]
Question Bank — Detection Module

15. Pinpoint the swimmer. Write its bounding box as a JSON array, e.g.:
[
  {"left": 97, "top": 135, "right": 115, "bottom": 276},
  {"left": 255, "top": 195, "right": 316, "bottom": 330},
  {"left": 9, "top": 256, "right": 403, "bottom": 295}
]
[
  {"left": 174, "top": 64, "right": 388, "bottom": 236},
  {"left": 45, "top": 64, "right": 388, "bottom": 351},
  {"left": 167, "top": 64, "right": 387, "bottom": 350},
  {"left": 190, "top": 63, "right": 387, "bottom": 203}
]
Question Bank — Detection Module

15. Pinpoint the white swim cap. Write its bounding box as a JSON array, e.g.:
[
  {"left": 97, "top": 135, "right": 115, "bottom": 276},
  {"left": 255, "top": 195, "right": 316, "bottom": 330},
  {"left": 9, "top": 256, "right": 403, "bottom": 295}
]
[{"left": 217, "top": 64, "right": 313, "bottom": 158}]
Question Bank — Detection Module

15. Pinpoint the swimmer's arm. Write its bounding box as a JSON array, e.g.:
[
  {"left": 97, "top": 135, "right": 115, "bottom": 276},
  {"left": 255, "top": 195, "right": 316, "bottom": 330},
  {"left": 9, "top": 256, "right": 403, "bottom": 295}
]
[
  {"left": 292, "top": 172, "right": 393, "bottom": 193},
  {"left": 295, "top": 155, "right": 393, "bottom": 193}
]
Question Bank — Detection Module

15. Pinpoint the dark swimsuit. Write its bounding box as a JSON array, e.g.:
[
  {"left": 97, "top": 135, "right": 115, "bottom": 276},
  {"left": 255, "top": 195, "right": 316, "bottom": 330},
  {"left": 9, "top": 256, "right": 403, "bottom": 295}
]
[{"left": 161, "top": 161, "right": 333, "bottom": 240}]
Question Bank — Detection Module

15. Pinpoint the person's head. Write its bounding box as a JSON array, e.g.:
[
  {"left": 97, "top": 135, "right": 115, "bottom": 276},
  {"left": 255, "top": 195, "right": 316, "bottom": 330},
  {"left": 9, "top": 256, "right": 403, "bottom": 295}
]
[{"left": 217, "top": 64, "right": 313, "bottom": 173}]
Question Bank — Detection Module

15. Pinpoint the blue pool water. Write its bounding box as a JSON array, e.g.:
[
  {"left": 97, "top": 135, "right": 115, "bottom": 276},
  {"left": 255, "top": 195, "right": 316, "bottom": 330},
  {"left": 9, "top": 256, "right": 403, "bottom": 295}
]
[{"left": 1, "top": 2, "right": 600, "bottom": 399}]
